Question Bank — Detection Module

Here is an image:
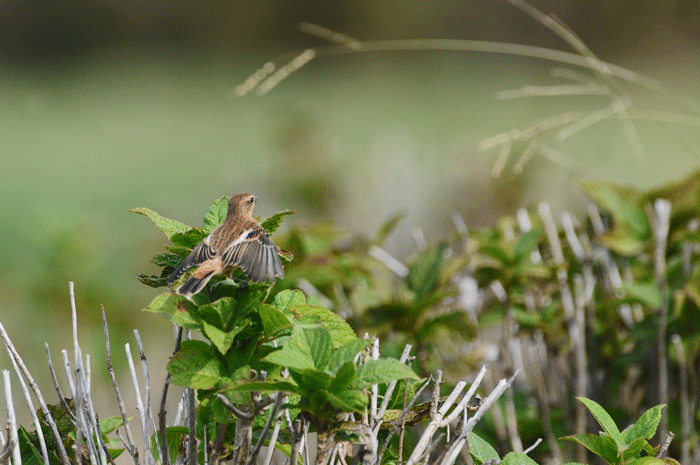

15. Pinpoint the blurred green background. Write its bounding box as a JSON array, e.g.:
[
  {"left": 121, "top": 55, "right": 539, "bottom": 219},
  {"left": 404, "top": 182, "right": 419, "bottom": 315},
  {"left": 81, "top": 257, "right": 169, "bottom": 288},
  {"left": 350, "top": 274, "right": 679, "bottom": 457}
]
[{"left": 0, "top": 0, "right": 699, "bottom": 424}]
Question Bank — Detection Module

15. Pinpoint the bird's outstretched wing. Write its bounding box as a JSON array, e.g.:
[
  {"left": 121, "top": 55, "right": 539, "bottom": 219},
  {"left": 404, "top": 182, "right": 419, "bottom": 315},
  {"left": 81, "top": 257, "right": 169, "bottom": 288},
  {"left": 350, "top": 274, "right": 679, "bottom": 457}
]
[
  {"left": 221, "top": 226, "right": 285, "bottom": 283},
  {"left": 167, "top": 238, "right": 216, "bottom": 284}
]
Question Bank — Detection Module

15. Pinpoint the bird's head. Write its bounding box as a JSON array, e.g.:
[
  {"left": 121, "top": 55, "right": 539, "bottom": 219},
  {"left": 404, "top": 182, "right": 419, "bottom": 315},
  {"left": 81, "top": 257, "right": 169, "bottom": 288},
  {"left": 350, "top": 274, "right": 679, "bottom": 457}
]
[{"left": 228, "top": 193, "right": 256, "bottom": 217}]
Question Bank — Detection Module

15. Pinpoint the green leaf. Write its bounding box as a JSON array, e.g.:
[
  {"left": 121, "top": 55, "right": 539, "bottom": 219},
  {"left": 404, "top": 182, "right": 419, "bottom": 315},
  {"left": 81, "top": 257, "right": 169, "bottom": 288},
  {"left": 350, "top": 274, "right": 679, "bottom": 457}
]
[
  {"left": 204, "top": 197, "right": 230, "bottom": 232},
  {"left": 198, "top": 297, "right": 237, "bottom": 332},
  {"left": 327, "top": 339, "right": 371, "bottom": 374},
  {"left": 273, "top": 289, "right": 307, "bottom": 312},
  {"left": 165, "top": 245, "right": 193, "bottom": 257},
  {"left": 167, "top": 340, "right": 226, "bottom": 390},
  {"left": 305, "top": 327, "right": 334, "bottom": 370},
  {"left": 17, "top": 427, "right": 43, "bottom": 464},
  {"left": 150, "top": 426, "right": 188, "bottom": 464},
  {"left": 152, "top": 252, "right": 183, "bottom": 268},
  {"left": 416, "top": 311, "right": 477, "bottom": 341},
  {"left": 501, "top": 452, "right": 539, "bottom": 465},
  {"left": 137, "top": 274, "right": 169, "bottom": 288},
  {"left": 263, "top": 328, "right": 315, "bottom": 371},
  {"left": 170, "top": 228, "right": 208, "bottom": 248},
  {"left": 354, "top": 359, "right": 420, "bottom": 388},
  {"left": 143, "top": 293, "right": 201, "bottom": 329},
  {"left": 259, "top": 303, "right": 294, "bottom": 336},
  {"left": 467, "top": 432, "right": 500, "bottom": 465},
  {"left": 479, "top": 244, "right": 511, "bottom": 265},
  {"left": 328, "top": 389, "right": 368, "bottom": 413},
  {"left": 99, "top": 416, "right": 124, "bottom": 434},
  {"left": 233, "top": 285, "right": 268, "bottom": 319},
  {"left": 299, "top": 368, "right": 333, "bottom": 391},
  {"left": 580, "top": 180, "right": 649, "bottom": 238},
  {"left": 621, "top": 404, "right": 665, "bottom": 443},
  {"left": 223, "top": 380, "right": 299, "bottom": 393},
  {"left": 407, "top": 243, "right": 447, "bottom": 301},
  {"left": 622, "top": 437, "right": 648, "bottom": 461},
  {"left": 374, "top": 211, "right": 407, "bottom": 246},
  {"left": 295, "top": 305, "right": 357, "bottom": 348},
  {"left": 311, "top": 388, "right": 367, "bottom": 414},
  {"left": 562, "top": 433, "right": 619, "bottom": 463},
  {"left": 261, "top": 210, "right": 296, "bottom": 235},
  {"left": 329, "top": 361, "right": 356, "bottom": 393},
  {"left": 577, "top": 397, "right": 623, "bottom": 444},
  {"left": 628, "top": 457, "right": 676, "bottom": 465},
  {"left": 621, "top": 282, "right": 663, "bottom": 308},
  {"left": 130, "top": 207, "right": 192, "bottom": 239},
  {"left": 514, "top": 228, "right": 542, "bottom": 261},
  {"left": 600, "top": 229, "right": 646, "bottom": 256},
  {"left": 203, "top": 321, "right": 246, "bottom": 354}
]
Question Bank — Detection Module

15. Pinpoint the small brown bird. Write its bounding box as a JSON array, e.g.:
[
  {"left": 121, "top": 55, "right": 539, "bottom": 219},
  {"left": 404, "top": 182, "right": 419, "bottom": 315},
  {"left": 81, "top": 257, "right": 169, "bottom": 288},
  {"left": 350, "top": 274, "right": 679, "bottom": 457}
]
[{"left": 168, "top": 193, "right": 284, "bottom": 297}]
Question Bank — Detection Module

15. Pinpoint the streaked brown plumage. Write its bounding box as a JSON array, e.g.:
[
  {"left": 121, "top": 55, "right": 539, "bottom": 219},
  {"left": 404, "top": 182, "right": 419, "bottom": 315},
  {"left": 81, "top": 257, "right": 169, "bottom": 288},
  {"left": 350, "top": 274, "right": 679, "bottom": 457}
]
[{"left": 168, "top": 193, "right": 284, "bottom": 297}]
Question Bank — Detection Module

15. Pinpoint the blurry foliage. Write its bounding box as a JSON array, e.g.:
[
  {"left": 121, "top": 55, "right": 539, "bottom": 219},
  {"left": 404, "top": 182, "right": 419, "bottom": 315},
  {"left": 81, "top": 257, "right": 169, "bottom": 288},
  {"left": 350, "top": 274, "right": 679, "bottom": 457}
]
[
  {"left": 262, "top": 170, "right": 700, "bottom": 460},
  {"left": 131, "top": 167, "right": 700, "bottom": 462}
]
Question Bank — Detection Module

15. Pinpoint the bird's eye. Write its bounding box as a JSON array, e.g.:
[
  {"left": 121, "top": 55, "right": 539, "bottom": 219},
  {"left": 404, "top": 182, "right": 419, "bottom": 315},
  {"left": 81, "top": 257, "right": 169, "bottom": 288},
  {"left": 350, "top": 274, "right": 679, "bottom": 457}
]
[{"left": 248, "top": 197, "right": 255, "bottom": 204}]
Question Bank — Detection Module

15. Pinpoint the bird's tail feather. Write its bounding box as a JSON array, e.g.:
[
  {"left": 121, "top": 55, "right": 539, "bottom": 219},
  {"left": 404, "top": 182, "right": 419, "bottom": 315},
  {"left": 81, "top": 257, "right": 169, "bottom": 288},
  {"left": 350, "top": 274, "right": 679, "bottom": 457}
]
[{"left": 177, "top": 271, "right": 216, "bottom": 297}]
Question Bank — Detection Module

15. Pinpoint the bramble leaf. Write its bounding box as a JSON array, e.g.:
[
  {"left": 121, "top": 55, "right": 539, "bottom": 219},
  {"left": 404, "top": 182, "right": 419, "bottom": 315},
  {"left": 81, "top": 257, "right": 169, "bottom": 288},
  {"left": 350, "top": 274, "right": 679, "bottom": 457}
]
[
  {"left": 259, "top": 303, "right": 293, "bottom": 336},
  {"left": 273, "top": 289, "right": 307, "bottom": 313},
  {"left": 327, "top": 339, "right": 371, "bottom": 374},
  {"left": 143, "top": 293, "right": 200, "bottom": 329},
  {"left": 467, "top": 432, "right": 500, "bottom": 465},
  {"left": 168, "top": 340, "right": 226, "bottom": 390},
  {"left": 130, "top": 207, "right": 191, "bottom": 239},
  {"left": 353, "top": 359, "right": 420, "bottom": 388},
  {"left": 262, "top": 209, "right": 296, "bottom": 235},
  {"left": 621, "top": 404, "right": 665, "bottom": 443},
  {"left": 407, "top": 242, "right": 447, "bottom": 301},
  {"left": 203, "top": 197, "right": 230, "bottom": 232},
  {"left": 577, "top": 397, "right": 623, "bottom": 444}
]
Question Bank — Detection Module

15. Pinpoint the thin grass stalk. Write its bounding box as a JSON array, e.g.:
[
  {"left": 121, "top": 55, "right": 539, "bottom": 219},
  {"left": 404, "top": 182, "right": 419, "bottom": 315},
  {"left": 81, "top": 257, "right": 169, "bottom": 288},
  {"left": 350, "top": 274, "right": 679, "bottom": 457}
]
[
  {"left": 102, "top": 309, "right": 139, "bottom": 464},
  {"left": 133, "top": 331, "right": 154, "bottom": 465},
  {"left": 159, "top": 326, "right": 183, "bottom": 465},
  {"left": 3, "top": 371, "right": 21, "bottom": 465},
  {"left": 70, "top": 282, "right": 100, "bottom": 465},
  {"left": 289, "top": 418, "right": 303, "bottom": 465},
  {"left": 373, "top": 345, "right": 413, "bottom": 433},
  {"left": 126, "top": 342, "right": 153, "bottom": 465},
  {"left": 61, "top": 350, "right": 76, "bottom": 400},
  {"left": 672, "top": 335, "right": 690, "bottom": 465},
  {"left": 370, "top": 338, "right": 379, "bottom": 426},
  {"left": 374, "top": 377, "right": 432, "bottom": 465},
  {"left": 186, "top": 387, "right": 197, "bottom": 465},
  {"left": 0, "top": 331, "right": 50, "bottom": 465},
  {"left": 0, "top": 324, "right": 71, "bottom": 465},
  {"left": 542, "top": 205, "right": 588, "bottom": 446},
  {"left": 439, "top": 371, "right": 519, "bottom": 465},
  {"left": 44, "top": 344, "right": 77, "bottom": 425},
  {"left": 74, "top": 347, "right": 100, "bottom": 465},
  {"left": 261, "top": 394, "right": 287, "bottom": 465},
  {"left": 77, "top": 366, "right": 109, "bottom": 465},
  {"left": 244, "top": 393, "right": 284, "bottom": 465},
  {"left": 405, "top": 374, "right": 469, "bottom": 465},
  {"left": 650, "top": 199, "right": 671, "bottom": 439},
  {"left": 302, "top": 421, "right": 311, "bottom": 465},
  {"left": 442, "top": 366, "right": 487, "bottom": 426}
]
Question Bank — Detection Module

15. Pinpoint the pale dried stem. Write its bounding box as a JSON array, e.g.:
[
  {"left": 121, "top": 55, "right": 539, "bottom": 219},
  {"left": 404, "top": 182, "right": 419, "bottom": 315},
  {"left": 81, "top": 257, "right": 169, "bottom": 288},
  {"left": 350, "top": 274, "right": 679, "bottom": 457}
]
[
  {"left": 373, "top": 344, "right": 413, "bottom": 433},
  {"left": 0, "top": 323, "right": 67, "bottom": 465},
  {"left": 375, "top": 377, "right": 432, "bottom": 465},
  {"left": 45, "top": 343, "right": 77, "bottom": 424},
  {"left": 2, "top": 371, "right": 20, "bottom": 465},
  {"left": 102, "top": 308, "right": 139, "bottom": 464},
  {"left": 648, "top": 199, "right": 671, "bottom": 439},
  {"left": 672, "top": 335, "right": 690, "bottom": 465},
  {"left": 159, "top": 325, "right": 183, "bottom": 465}
]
